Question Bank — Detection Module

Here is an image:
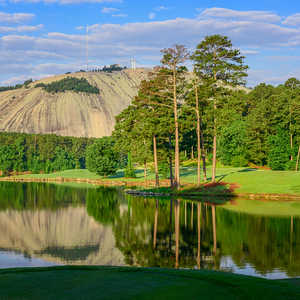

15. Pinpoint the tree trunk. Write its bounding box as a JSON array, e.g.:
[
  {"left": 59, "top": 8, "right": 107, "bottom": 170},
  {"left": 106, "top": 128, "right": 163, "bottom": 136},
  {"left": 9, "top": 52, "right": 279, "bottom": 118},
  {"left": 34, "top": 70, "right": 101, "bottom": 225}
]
[
  {"left": 173, "top": 68, "right": 180, "bottom": 189},
  {"left": 212, "top": 99, "right": 217, "bottom": 182},
  {"left": 296, "top": 145, "right": 300, "bottom": 172},
  {"left": 153, "top": 135, "right": 159, "bottom": 187},
  {"left": 168, "top": 135, "right": 174, "bottom": 187},
  {"left": 195, "top": 84, "right": 201, "bottom": 186},
  {"left": 191, "top": 146, "right": 194, "bottom": 159},
  {"left": 200, "top": 120, "right": 207, "bottom": 181},
  {"left": 212, "top": 67, "right": 217, "bottom": 182}
]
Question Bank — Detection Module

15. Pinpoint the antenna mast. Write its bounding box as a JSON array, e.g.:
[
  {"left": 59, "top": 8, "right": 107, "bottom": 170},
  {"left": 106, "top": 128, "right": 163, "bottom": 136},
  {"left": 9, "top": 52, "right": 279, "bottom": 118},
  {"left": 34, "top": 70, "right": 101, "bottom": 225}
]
[
  {"left": 86, "top": 25, "right": 89, "bottom": 72},
  {"left": 131, "top": 57, "right": 136, "bottom": 71}
]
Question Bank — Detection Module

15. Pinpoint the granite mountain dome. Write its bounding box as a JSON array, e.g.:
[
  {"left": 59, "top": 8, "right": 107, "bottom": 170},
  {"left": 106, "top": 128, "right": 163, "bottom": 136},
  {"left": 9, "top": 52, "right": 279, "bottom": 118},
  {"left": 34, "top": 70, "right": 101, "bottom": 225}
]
[{"left": 0, "top": 69, "right": 149, "bottom": 138}]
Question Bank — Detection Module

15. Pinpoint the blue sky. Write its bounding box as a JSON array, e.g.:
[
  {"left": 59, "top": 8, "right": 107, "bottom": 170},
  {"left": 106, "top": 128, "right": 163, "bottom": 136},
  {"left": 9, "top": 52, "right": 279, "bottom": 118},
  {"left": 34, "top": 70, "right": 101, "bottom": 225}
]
[{"left": 1, "top": 0, "right": 300, "bottom": 86}]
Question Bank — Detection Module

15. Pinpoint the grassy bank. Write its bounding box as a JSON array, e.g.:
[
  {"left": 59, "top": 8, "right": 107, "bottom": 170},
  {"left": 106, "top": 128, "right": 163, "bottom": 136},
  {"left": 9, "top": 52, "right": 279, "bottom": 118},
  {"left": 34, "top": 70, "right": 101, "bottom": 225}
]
[
  {"left": 5, "top": 166, "right": 300, "bottom": 196},
  {"left": 0, "top": 266, "right": 299, "bottom": 300}
]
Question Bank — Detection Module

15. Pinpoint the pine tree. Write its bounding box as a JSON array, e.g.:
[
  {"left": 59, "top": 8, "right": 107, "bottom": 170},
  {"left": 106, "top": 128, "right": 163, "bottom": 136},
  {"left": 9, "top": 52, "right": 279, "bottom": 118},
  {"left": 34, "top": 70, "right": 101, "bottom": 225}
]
[{"left": 192, "top": 35, "right": 248, "bottom": 182}]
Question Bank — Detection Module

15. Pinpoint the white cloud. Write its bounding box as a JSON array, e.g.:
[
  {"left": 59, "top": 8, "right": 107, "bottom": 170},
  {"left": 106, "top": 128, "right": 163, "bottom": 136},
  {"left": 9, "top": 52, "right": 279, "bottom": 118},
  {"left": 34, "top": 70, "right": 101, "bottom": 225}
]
[
  {"left": 0, "top": 11, "right": 34, "bottom": 23},
  {"left": 282, "top": 13, "right": 300, "bottom": 26},
  {"left": 2, "top": 8, "right": 300, "bottom": 85},
  {"left": 0, "top": 24, "right": 43, "bottom": 33},
  {"left": 101, "top": 7, "right": 119, "bottom": 14},
  {"left": 201, "top": 7, "right": 281, "bottom": 23},
  {"left": 148, "top": 12, "right": 156, "bottom": 20}
]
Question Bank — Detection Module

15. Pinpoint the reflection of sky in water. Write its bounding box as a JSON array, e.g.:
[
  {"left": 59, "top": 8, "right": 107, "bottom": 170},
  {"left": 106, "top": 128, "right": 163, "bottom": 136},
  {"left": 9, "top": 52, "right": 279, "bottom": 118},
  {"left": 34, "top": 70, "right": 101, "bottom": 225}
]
[
  {"left": 0, "top": 251, "right": 59, "bottom": 269},
  {"left": 220, "top": 256, "right": 289, "bottom": 280}
]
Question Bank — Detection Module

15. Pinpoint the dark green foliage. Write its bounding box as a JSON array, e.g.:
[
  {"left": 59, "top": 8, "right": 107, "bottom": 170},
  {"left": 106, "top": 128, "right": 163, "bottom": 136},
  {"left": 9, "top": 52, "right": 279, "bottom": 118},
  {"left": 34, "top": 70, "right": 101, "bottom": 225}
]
[
  {"left": 218, "top": 120, "right": 248, "bottom": 167},
  {"left": 124, "top": 152, "right": 136, "bottom": 178},
  {"left": 101, "top": 64, "right": 126, "bottom": 72},
  {"left": 268, "top": 129, "right": 290, "bottom": 170},
  {"left": 24, "top": 79, "right": 33, "bottom": 87},
  {"left": 86, "top": 137, "right": 119, "bottom": 176},
  {"left": 159, "top": 162, "right": 170, "bottom": 179},
  {"left": 86, "top": 187, "right": 120, "bottom": 225},
  {"left": 51, "top": 146, "right": 76, "bottom": 172},
  {"left": 0, "top": 132, "right": 92, "bottom": 174},
  {"left": 192, "top": 34, "right": 248, "bottom": 86},
  {"left": 0, "top": 182, "right": 86, "bottom": 210},
  {"left": 0, "top": 145, "right": 16, "bottom": 175},
  {"left": 35, "top": 77, "right": 99, "bottom": 94}
]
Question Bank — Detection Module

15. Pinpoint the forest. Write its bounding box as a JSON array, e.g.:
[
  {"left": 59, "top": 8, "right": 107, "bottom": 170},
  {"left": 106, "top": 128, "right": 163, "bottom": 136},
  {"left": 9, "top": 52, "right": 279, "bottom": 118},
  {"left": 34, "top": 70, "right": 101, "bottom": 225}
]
[
  {"left": 0, "top": 35, "right": 300, "bottom": 184},
  {"left": 112, "top": 35, "right": 300, "bottom": 188}
]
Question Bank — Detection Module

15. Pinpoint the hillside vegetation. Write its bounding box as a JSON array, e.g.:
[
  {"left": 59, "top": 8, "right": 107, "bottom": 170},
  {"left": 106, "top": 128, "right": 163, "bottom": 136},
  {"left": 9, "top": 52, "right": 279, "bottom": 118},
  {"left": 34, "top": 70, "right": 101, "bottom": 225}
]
[{"left": 35, "top": 77, "right": 99, "bottom": 94}]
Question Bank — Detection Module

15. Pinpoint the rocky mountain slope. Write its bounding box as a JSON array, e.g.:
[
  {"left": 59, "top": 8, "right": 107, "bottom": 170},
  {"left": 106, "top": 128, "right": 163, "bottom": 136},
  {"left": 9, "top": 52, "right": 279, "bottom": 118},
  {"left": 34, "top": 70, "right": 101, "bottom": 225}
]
[{"left": 0, "top": 69, "right": 149, "bottom": 138}]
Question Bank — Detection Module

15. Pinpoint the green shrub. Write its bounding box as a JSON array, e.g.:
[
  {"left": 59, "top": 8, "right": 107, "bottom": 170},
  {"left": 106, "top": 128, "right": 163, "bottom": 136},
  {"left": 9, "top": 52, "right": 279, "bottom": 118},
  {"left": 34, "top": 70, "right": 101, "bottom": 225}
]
[
  {"left": 35, "top": 77, "right": 99, "bottom": 94},
  {"left": 124, "top": 152, "right": 136, "bottom": 178},
  {"left": 86, "top": 137, "right": 119, "bottom": 176}
]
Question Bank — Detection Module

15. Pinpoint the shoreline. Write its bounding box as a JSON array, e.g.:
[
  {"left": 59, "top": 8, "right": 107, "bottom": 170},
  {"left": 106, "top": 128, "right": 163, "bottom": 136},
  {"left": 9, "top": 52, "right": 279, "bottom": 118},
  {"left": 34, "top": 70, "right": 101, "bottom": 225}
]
[{"left": 1, "top": 176, "right": 300, "bottom": 200}]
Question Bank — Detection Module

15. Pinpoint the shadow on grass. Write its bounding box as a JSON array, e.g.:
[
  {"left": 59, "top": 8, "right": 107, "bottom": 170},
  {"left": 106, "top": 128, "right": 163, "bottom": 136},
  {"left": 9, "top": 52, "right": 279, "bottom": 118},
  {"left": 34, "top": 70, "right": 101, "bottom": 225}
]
[
  {"left": 237, "top": 168, "right": 258, "bottom": 173},
  {"left": 109, "top": 169, "right": 145, "bottom": 179},
  {"left": 213, "top": 167, "right": 257, "bottom": 183}
]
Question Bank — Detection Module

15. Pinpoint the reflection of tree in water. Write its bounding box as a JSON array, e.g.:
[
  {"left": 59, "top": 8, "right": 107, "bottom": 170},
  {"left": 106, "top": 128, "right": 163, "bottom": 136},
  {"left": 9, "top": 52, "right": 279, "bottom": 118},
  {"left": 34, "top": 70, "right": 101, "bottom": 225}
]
[
  {"left": 86, "top": 187, "right": 121, "bottom": 226},
  {"left": 1, "top": 182, "right": 300, "bottom": 276},
  {"left": 216, "top": 208, "right": 300, "bottom": 277},
  {"left": 0, "top": 182, "right": 86, "bottom": 210},
  {"left": 111, "top": 196, "right": 217, "bottom": 270},
  {"left": 108, "top": 195, "right": 300, "bottom": 276}
]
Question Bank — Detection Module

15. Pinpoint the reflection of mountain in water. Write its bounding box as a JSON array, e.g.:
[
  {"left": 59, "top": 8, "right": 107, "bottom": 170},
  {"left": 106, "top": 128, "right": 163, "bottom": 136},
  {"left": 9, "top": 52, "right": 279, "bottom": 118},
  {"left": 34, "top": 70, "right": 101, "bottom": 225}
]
[
  {"left": 1, "top": 182, "right": 300, "bottom": 279},
  {"left": 0, "top": 207, "right": 125, "bottom": 266}
]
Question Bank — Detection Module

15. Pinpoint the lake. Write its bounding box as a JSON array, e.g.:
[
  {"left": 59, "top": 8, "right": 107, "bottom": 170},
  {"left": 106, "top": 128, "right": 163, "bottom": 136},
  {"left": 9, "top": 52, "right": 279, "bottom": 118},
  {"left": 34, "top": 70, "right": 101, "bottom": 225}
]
[{"left": 0, "top": 182, "right": 299, "bottom": 279}]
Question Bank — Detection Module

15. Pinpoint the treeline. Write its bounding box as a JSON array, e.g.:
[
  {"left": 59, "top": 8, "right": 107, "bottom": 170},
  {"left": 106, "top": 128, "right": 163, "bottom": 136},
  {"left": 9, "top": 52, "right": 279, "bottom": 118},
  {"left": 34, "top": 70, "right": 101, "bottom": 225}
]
[
  {"left": 91, "top": 64, "right": 127, "bottom": 73},
  {"left": 35, "top": 77, "right": 99, "bottom": 94},
  {"left": 0, "top": 132, "right": 93, "bottom": 175},
  {"left": 112, "top": 34, "right": 300, "bottom": 188},
  {"left": 0, "top": 79, "right": 33, "bottom": 93},
  {"left": 0, "top": 132, "right": 126, "bottom": 177}
]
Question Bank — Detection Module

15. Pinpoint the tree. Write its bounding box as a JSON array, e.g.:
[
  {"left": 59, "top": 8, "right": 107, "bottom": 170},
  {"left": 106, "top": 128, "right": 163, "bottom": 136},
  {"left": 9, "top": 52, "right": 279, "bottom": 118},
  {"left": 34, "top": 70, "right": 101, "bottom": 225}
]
[
  {"left": 113, "top": 105, "right": 152, "bottom": 183},
  {"left": 51, "top": 146, "right": 75, "bottom": 171},
  {"left": 192, "top": 35, "right": 248, "bottom": 182},
  {"left": 86, "top": 137, "right": 119, "bottom": 176},
  {"left": 218, "top": 120, "right": 248, "bottom": 167},
  {"left": 161, "top": 45, "right": 189, "bottom": 188},
  {"left": 268, "top": 128, "right": 290, "bottom": 170}
]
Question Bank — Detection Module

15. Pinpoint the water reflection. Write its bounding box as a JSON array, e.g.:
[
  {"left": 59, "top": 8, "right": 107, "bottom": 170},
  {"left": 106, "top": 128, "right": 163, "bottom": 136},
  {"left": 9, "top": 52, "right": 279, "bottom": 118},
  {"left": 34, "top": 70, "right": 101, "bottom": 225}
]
[{"left": 0, "top": 182, "right": 299, "bottom": 279}]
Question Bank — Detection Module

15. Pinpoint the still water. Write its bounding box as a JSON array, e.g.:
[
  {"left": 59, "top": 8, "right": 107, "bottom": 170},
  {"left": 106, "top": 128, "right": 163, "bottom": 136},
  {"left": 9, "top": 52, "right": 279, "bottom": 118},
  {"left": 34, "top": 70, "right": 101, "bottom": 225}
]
[{"left": 0, "top": 182, "right": 299, "bottom": 279}]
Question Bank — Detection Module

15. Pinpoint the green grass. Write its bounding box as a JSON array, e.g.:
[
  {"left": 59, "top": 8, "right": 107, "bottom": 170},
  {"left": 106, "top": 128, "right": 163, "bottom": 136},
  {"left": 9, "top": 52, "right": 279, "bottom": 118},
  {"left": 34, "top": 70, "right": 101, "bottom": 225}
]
[
  {"left": 12, "top": 166, "right": 300, "bottom": 196},
  {"left": 221, "top": 198, "right": 300, "bottom": 217},
  {"left": 0, "top": 266, "right": 299, "bottom": 300}
]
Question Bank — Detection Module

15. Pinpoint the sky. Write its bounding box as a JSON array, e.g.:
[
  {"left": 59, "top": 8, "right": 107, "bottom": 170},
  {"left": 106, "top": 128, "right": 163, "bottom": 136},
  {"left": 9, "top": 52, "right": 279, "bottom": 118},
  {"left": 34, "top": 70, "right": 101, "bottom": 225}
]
[{"left": 1, "top": 0, "right": 300, "bottom": 86}]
